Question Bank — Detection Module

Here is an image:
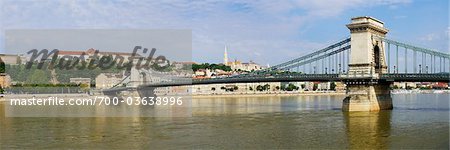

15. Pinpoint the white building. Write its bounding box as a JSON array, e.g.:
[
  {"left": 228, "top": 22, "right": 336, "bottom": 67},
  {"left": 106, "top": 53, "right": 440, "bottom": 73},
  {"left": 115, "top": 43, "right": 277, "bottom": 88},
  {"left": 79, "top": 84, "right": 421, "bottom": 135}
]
[
  {"left": 95, "top": 72, "right": 124, "bottom": 89},
  {"left": 0, "top": 54, "right": 26, "bottom": 65},
  {"left": 223, "top": 46, "right": 265, "bottom": 72},
  {"left": 58, "top": 48, "right": 140, "bottom": 63}
]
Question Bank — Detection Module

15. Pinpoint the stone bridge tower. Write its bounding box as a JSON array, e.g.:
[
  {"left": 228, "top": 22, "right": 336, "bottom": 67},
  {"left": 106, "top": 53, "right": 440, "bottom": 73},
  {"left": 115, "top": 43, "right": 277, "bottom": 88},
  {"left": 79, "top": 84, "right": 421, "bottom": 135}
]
[
  {"left": 346, "top": 16, "right": 389, "bottom": 75},
  {"left": 343, "top": 16, "right": 393, "bottom": 111}
]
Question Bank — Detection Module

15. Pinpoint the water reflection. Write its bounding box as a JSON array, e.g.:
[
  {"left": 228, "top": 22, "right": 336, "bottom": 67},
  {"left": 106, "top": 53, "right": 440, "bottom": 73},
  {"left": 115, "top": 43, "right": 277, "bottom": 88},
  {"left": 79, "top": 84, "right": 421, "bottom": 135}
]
[
  {"left": 344, "top": 111, "right": 392, "bottom": 149},
  {"left": 1, "top": 94, "right": 448, "bottom": 149},
  {"left": 192, "top": 95, "right": 343, "bottom": 116},
  {"left": 3, "top": 96, "right": 192, "bottom": 117}
]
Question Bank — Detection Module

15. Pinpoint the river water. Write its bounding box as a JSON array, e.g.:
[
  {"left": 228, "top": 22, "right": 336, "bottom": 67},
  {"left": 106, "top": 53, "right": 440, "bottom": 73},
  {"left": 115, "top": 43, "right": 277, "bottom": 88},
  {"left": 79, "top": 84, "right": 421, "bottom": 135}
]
[{"left": 1, "top": 94, "right": 449, "bottom": 149}]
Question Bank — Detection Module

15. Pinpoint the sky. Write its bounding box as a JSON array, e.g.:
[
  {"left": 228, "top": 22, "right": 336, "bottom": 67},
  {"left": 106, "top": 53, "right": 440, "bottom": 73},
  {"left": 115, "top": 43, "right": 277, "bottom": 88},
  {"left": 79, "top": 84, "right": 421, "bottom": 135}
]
[
  {"left": 0, "top": 0, "right": 448, "bottom": 66},
  {"left": 5, "top": 29, "right": 192, "bottom": 61}
]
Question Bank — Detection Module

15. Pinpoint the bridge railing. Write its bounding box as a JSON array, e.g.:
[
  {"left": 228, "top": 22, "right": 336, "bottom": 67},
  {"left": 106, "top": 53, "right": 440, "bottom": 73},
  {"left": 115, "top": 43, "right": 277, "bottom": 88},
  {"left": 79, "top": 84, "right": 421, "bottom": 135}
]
[
  {"left": 270, "top": 37, "right": 351, "bottom": 70},
  {"left": 373, "top": 36, "right": 450, "bottom": 74},
  {"left": 381, "top": 73, "right": 450, "bottom": 82}
]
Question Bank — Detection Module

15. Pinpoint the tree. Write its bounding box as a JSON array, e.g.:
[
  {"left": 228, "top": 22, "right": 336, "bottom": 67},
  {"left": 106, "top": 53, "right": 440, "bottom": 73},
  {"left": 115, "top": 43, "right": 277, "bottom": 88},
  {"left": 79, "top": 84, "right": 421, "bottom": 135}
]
[
  {"left": 192, "top": 63, "right": 231, "bottom": 72},
  {"left": 263, "top": 84, "right": 270, "bottom": 91},
  {"left": 313, "top": 83, "right": 318, "bottom": 91},
  {"left": 26, "top": 69, "right": 51, "bottom": 84},
  {"left": 330, "top": 82, "right": 336, "bottom": 91},
  {"left": 256, "top": 85, "right": 263, "bottom": 91},
  {"left": 285, "top": 83, "right": 298, "bottom": 91},
  {"left": 0, "top": 61, "right": 5, "bottom": 73},
  {"left": 392, "top": 85, "right": 399, "bottom": 89},
  {"left": 80, "top": 83, "right": 90, "bottom": 93},
  {"left": 151, "top": 62, "right": 172, "bottom": 72}
]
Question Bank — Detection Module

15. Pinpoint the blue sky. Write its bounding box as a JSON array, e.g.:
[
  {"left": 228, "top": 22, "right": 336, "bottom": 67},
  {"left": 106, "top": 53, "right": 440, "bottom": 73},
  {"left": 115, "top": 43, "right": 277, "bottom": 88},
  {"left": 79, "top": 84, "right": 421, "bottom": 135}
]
[{"left": 0, "top": 0, "right": 448, "bottom": 65}]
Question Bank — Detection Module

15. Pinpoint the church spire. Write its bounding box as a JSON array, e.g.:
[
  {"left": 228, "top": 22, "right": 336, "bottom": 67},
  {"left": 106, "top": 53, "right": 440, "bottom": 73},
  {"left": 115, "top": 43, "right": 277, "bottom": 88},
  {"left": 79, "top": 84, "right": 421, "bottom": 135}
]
[{"left": 224, "top": 45, "right": 228, "bottom": 65}]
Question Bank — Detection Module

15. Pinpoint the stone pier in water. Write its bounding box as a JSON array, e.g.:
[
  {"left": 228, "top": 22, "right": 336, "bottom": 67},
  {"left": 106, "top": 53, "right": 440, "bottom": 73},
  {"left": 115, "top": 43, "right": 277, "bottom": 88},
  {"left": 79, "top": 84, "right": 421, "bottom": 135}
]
[{"left": 342, "top": 16, "right": 393, "bottom": 111}]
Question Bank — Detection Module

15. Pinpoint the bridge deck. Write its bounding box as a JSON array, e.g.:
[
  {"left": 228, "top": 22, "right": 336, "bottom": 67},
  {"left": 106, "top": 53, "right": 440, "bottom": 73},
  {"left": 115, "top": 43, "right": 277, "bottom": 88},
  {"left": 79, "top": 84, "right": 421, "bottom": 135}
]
[{"left": 103, "top": 73, "right": 449, "bottom": 91}]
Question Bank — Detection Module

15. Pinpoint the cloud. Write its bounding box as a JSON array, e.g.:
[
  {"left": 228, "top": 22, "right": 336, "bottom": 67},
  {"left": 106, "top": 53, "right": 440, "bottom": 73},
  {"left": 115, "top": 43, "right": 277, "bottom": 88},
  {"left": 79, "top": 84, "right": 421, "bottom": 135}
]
[
  {"left": 420, "top": 28, "right": 449, "bottom": 42},
  {"left": 293, "top": 0, "right": 411, "bottom": 18},
  {"left": 420, "top": 33, "right": 439, "bottom": 41},
  {"left": 447, "top": 27, "right": 450, "bottom": 37},
  {"left": 1, "top": 0, "right": 413, "bottom": 64}
]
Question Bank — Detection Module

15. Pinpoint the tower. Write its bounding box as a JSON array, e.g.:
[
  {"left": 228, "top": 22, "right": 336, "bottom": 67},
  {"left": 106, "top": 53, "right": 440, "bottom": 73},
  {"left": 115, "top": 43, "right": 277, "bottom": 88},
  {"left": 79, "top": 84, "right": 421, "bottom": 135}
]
[
  {"left": 224, "top": 45, "right": 229, "bottom": 65},
  {"left": 343, "top": 16, "right": 393, "bottom": 111},
  {"left": 346, "top": 16, "right": 389, "bottom": 76}
]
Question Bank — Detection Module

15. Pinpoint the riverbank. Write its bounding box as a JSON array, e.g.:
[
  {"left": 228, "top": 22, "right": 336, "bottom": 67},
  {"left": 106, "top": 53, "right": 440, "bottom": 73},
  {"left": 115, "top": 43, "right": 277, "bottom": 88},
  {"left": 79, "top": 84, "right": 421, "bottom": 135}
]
[
  {"left": 1, "top": 89, "right": 448, "bottom": 102},
  {"left": 391, "top": 89, "right": 450, "bottom": 94},
  {"left": 0, "top": 93, "right": 91, "bottom": 102},
  {"left": 192, "top": 92, "right": 345, "bottom": 98}
]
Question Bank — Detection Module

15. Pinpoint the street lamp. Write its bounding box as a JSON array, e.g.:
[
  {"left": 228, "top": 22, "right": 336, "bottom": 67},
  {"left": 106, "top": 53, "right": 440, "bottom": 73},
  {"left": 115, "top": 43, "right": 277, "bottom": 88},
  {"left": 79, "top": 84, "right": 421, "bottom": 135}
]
[
  {"left": 419, "top": 64, "right": 422, "bottom": 74},
  {"left": 393, "top": 66, "right": 396, "bottom": 74},
  {"left": 338, "top": 64, "right": 341, "bottom": 74}
]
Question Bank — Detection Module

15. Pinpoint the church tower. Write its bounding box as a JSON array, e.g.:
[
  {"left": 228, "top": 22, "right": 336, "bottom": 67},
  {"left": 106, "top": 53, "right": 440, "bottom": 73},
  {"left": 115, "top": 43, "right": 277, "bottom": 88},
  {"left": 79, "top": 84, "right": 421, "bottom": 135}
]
[{"left": 224, "top": 45, "right": 229, "bottom": 65}]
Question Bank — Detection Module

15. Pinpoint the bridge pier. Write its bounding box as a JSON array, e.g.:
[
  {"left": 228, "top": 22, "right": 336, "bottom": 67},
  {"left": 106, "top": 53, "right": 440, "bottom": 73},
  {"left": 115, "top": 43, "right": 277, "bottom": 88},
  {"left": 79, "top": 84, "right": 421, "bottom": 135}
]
[
  {"left": 342, "top": 81, "right": 392, "bottom": 111},
  {"left": 343, "top": 16, "right": 392, "bottom": 111}
]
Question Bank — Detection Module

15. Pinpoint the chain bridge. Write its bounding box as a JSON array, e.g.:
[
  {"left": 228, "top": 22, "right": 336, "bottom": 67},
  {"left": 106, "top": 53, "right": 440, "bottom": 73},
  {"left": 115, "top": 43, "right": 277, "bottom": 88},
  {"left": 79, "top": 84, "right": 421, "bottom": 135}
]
[{"left": 103, "top": 16, "right": 450, "bottom": 111}]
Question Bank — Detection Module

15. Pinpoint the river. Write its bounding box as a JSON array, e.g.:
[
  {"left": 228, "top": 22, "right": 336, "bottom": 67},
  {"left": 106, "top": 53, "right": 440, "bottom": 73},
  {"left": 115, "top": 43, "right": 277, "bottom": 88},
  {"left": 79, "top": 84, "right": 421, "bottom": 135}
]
[{"left": 1, "top": 94, "right": 449, "bottom": 149}]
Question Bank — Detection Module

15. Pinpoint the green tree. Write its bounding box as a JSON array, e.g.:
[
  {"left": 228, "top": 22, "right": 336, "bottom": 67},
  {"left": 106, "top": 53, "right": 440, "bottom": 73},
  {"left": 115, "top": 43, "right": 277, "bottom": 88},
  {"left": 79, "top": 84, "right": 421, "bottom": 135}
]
[
  {"left": 263, "top": 84, "right": 270, "bottom": 91},
  {"left": 192, "top": 63, "right": 231, "bottom": 72},
  {"left": 80, "top": 83, "right": 90, "bottom": 93},
  {"left": 285, "top": 83, "right": 298, "bottom": 91},
  {"left": 256, "top": 85, "right": 263, "bottom": 91},
  {"left": 26, "top": 69, "right": 51, "bottom": 84},
  {"left": 313, "top": 83, "right": 318, "bottom": 91},
  {"left": 392, "top": 85, "right": 399, "bottom": 89},
  {"left": 0, "top": 61, "right": 5, "bottom": 73},
  {"left": 330, "top": 82, "right": 336, "bottom": 91}
]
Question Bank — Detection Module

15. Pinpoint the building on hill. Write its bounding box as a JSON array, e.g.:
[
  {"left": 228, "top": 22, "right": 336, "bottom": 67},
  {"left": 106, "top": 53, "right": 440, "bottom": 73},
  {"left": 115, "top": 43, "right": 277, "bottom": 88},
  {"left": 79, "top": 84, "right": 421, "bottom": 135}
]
[
  {"left": 95, "top": 72, "right": 124, "bottom": 89},
  {"left": 0, "top": 73, "right": 11, "bottom": 88},
  {"left": 0, "top": 54, "right": 26, "bottom": 65},
  {"left": 173, "top": 61, "right": 196, "bottom": 70},
  {"left": 223, "top": 46, "right": 265, "bottom": 72},
  {"left": 57, "top": 48, "right": 141, "bottom": 63}
]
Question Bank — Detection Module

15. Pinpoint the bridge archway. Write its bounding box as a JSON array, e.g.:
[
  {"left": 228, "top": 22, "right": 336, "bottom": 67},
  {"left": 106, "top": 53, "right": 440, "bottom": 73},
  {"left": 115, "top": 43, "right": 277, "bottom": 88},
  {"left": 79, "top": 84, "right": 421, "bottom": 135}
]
[
  {"left": 140, "top": 72, "right": 147, "bottom": 84},
  {"left": 374, "top": 45, "right": 381, "bottom": 73}
]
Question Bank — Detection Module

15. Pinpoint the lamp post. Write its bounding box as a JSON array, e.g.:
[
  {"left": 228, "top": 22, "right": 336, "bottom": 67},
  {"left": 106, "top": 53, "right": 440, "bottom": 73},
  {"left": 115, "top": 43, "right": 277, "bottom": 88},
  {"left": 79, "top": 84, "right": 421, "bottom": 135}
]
[
  {"left": 393, "top": 66, "right": 396, "bottom": 74},
  {"left": 419, "top": 64, "right": 422, "bottom": 74}
]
